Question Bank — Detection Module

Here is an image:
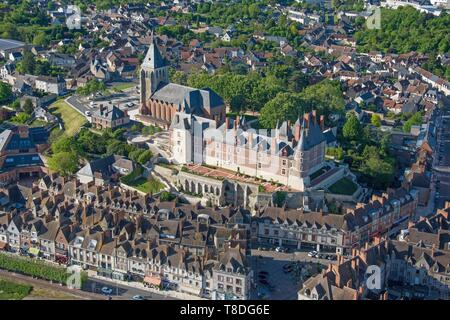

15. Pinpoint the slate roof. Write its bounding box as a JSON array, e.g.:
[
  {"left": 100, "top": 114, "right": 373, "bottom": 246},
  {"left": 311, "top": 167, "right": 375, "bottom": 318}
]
[
  {"left": 152, "top": 83, "right": 224, "bottom": 113},
  {"left": 0, "top": 38, "right": 25, "bottom": 51},
  {"left": 93, "top": 105, "right": 127, "bottom": 121},
  {"left": 142, "top": 31, "right": 167, "bottom": 69}
]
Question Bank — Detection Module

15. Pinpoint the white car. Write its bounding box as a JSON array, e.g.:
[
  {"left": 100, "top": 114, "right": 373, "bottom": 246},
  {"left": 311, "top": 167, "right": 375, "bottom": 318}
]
[
  {"left": 101, "top": 287, "right": 113, "bottom": 295},
  {"left": 308, "top": 251, "right": 318, "bottom": 257},
  {"left": 85, "top": 111, "right": 91, "bottom": 116}
]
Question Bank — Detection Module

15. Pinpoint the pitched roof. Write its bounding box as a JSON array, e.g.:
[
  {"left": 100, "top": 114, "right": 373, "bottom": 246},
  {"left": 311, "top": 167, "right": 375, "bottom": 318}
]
[{"left": 142, "top": 31, "right": 167, "bottom": 69}]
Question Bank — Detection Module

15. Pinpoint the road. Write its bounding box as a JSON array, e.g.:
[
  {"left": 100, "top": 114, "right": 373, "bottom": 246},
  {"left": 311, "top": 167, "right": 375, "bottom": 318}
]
[{"left": 83, "top": 277, "right": 177, "bottom": 300}]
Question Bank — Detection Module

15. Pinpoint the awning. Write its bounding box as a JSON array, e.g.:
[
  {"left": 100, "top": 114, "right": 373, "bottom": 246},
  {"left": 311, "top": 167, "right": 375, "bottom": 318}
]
[
  {"left": 29, "top": 247, "right": 40, "bottom": 256},
  {"left": 0, "top": 241, "right": 7, "bottom": 250},
  {"left": 144, "top": 276, "right": 161, "bottom": 286}
]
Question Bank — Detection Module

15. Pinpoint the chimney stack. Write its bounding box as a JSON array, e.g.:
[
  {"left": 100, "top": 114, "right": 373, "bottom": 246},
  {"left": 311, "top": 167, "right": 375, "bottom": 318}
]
[
  {"left": 320, "top": 115, "right": 325, "bottom": 131},
  {"left": 294, "top": 121, "right": 302, "bottom": 142},
  {"left": 225, "top": 117, "right": 229, "bottom": 129},
  {"left": 312, "top": 110, "right": 317, "bottom": 124}
]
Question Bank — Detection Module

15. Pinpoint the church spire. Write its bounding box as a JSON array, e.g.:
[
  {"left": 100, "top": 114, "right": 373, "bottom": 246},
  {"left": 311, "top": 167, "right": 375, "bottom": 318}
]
[{"left": 142, "top": 30, "right": 167, "bottom": 69}]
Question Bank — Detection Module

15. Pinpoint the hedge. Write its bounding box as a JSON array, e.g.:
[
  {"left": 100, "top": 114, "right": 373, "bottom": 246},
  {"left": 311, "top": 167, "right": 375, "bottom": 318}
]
[{"left": 0, "top": 253, "right": 86, "bottom": 286}]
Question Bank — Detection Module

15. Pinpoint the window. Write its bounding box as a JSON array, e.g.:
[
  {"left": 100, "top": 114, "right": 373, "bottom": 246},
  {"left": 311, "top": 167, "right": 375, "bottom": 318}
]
[
  {"left": 235, "top": 279, "right": 242, "bottom": 286},
  {"left": 282, "top": 169, "right": 286, "bottom": 175}
]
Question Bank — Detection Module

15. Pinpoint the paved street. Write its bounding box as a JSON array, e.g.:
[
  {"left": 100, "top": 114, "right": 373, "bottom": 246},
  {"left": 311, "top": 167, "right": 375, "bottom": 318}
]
[{"left": 82, "top": 277, "right": 177, "bottom": 300}]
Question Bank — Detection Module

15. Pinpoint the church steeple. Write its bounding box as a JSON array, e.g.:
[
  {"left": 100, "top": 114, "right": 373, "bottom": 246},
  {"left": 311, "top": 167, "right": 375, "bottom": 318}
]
[
  {"left": 142, "top": 30, "right": 167, "bottom": 70},
  {"left": 140, "top": 30, "right": 169, "bottom": 109}
]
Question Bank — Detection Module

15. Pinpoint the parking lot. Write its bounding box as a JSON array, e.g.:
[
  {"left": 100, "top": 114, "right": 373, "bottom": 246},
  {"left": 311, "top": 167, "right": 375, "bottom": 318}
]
[
  {"left": 250, "top": 248, "right": 335, "bottom": 300},
  {"left": 66, "top": 83, "right": 139, "bottom": 119}
]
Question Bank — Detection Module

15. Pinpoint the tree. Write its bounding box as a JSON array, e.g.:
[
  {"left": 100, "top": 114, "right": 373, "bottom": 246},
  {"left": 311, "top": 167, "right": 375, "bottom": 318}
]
[
  {"left": 259, "top": 92, "right": 303, "bottom": 128},
  {"left": 22, "top": 99, "right": 34, "bottom": 115},
  {"left": 298, "top": 80, "right": 345, "bottom": 118},
  {"left": 18, "top": 50, "right": 36, "bottom": 74},
  {"left": 160, "top": 191, "right": 175, "bottom": 202},
  {"left": 137, "top": 150, "right": 153, "bottom": 165},
  {"left": 170, "top": 70, "right": 188, "bottom": 85},
  {"left": 371, "top": 114, "right": 382, "bottom": 127},
  {"left": 342, "top": 113, "right": 362, "bottom": 141},
  {"left": 76, "top": 80, "right": 107, "bottom": 96},
  {"left": 360, "top": 146, "right": 395, "bottom": 189},
  {"left": 403, "top": 112, "right": 422, "bottom": 133},
  {"left": 10, "top": 112, "right": 31, "bottom": 124},
  {"left": 32, "top": 31, "right": 48, "bottom": 46},
  {"left": 48, "top": 151, "right": 78, "bottom": 176},
  {"left": 52, "top": 135, "right": 76, "bottom": 153},
  {"left": 0, "top": 82, "right": 12, "bottom": 104}
]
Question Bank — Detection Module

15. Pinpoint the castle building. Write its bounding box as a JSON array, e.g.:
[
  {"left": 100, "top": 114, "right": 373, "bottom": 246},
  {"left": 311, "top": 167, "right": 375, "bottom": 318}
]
[
  {"left": 170, "top": 110, "right": 341, "bottom": 191},
  {"left": 138, "top": 32, "right": 226, "bottom": 129}
]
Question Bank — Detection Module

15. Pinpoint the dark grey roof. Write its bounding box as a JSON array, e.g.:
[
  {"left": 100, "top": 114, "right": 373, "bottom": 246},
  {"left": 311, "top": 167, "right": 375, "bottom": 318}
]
[
  {"left": 297, "top": 119, "right": 326, "bottom": 152},
  {"left": 77, "top": 155, "right": 117, "bottom": 179},
  {"left": 142, "top": 31, "right": 167, "bottom": 69},
  {"left": 152, "top": 83, "right": 224, "bottom": 114},
  {"left": 93, "top": 105, "right": 126, "bottom": 121},
  {"left": 0, "top": 39, "right": 25, "bottom": 51}
]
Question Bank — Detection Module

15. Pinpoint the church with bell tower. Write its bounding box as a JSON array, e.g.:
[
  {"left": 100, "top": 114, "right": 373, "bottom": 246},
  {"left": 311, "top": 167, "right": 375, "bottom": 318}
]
[
  {"left": 139, "top": 31, "right": 169, "bottom": 107},
  {"left": 138, "top": 31, "right": 226, "bottom": 129}
]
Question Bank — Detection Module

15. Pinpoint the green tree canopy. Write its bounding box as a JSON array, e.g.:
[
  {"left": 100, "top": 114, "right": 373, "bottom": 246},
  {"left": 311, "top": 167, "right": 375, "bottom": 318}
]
[
  {"left": 259, "top": 92, "right": 304, "bottom": 128},
  {"left": 371, "top": 114, "right": 382, "bottom": 127},
  {"left": 0, "top": 82, "right": 12, "bottom": 104},
  {"left": 48, "top": 151, "right": 78, "bottom": 176},
  {"left": 342, "top": 113, "right": 362, "bottom": 141}
]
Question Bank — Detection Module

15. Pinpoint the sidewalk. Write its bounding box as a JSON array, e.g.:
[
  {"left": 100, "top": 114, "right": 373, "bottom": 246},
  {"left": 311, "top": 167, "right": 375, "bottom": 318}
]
[{"left": 87, "top": 270, "right": 206, "bottom": 300}]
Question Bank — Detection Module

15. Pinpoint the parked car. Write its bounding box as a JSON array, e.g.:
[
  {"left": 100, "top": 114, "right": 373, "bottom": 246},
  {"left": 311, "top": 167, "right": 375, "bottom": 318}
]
[
  {"left": 132, "top": 295, "right": 145, "bottom": 300},
  {"left": 308, "top": 251, "right": 318, "bottom": 257},
  {"left": 101, "top": 287, "right": 113, "bottom": 295},
  {"left": 275, "top": 246, "right": 286, "bottom": 252},
  {"left": 85, "top": 110, "right": 91, "bottom": 116}
]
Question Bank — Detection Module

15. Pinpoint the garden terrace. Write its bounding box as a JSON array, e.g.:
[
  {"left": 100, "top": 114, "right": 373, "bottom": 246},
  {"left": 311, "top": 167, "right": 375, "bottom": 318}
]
[{"left": 183, "top": 164, "right": 294, "bottom": 193}]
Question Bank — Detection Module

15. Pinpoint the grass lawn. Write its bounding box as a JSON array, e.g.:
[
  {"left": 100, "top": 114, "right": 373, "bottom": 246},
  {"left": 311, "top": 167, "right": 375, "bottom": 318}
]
[
  {"left": 328, "top": 177, "right": 358, "bottom": 195},
  {"left": 26, "top": 287, "right": 80, "bottom": 300},
  {"left": 48, "top": 100, "right": 87, "bottom": 136},
  {"left": 30, "top": 119, "right": 48, "bottom": 127},
  {"left": 0, "top": 278, "right": 32, "bottom": 300},
  {"left": 127, "top": 177, "right": 165, "bottom": 194},
  {"left": 111, "top": 82, "right": 136, "bottom": 91}
]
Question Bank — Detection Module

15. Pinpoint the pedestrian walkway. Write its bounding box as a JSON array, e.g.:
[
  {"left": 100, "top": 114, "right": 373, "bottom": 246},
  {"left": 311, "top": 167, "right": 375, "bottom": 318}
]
[{"left": 87, "top": 270, "right": 206, "bottom": 300}]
